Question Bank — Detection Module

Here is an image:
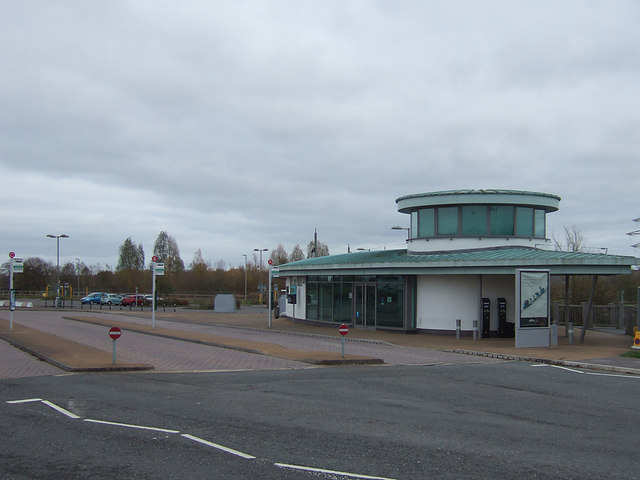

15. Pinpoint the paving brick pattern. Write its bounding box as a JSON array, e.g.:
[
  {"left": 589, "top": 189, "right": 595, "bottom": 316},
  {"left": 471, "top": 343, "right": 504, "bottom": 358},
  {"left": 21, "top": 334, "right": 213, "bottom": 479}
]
[
  {"left": 0, "top": 339, "right": 63, "bottom": 379},
  {"left": 3, "top": 312, "right": 311, "bottom": 375},
  {"left": 1, "top": 311, "right": 503, "bottom": 380}
]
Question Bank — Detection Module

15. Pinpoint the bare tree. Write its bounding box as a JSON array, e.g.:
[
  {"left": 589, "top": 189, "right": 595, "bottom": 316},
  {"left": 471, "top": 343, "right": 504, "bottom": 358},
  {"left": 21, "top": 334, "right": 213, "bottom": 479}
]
[
  {"left": 270, "top": 244, "right": 289, "bottom": 265},
  {"left": 554, "top": 225, "right": 586, "bottom": 252},
  {"left": 290, "top": 244, "right": 305, "bottom": 262}
]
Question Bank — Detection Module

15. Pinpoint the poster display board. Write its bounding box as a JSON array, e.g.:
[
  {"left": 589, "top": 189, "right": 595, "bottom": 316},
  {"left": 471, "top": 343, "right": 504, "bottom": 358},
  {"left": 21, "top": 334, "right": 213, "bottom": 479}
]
[{"left": 515, "top": 269, "right": 550, "bottom": 348}]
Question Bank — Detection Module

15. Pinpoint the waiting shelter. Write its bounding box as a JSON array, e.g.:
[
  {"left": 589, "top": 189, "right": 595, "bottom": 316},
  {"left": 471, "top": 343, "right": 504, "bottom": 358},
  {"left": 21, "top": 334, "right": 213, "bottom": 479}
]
[{"left": 278, "top": 190, "right": 639, "bottom": 348}]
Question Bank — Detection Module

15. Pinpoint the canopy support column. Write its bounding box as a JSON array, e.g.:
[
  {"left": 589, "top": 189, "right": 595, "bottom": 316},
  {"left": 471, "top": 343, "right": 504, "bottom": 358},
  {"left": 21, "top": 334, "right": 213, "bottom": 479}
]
[{"left": 580, "top": 275, "right": 598, "bottom": 344}]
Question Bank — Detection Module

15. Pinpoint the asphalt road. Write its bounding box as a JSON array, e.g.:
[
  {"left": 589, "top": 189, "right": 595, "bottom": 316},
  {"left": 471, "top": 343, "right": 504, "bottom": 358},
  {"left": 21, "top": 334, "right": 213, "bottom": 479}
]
[{"left": 3, "top": 362, "right": 640, "bottom": 480}]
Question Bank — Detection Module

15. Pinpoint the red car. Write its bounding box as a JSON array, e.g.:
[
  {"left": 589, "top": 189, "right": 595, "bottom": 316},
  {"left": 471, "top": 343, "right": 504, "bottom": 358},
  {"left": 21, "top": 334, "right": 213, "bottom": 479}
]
[{"left": 121, "top": 295, "right": 145, "bottom": 306}]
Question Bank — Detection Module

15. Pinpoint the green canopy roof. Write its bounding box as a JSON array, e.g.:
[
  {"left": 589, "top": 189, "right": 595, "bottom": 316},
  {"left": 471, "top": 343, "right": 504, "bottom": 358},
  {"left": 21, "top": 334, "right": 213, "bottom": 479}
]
[{"left": 278, "top": 247, "right": 639, "bottom": 276}]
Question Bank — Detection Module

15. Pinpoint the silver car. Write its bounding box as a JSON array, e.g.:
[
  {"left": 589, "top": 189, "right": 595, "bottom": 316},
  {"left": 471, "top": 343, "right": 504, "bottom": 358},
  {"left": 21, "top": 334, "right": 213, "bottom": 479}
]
[{"left": 101, "top": 293, "right": 123, "bottom": 305}]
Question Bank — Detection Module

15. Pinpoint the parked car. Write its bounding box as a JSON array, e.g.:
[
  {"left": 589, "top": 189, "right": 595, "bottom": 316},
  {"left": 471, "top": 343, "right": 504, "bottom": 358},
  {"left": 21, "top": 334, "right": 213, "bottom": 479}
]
[
  {"left": 121, "top": 295, "right": 145, "bottom": 306},
  {"left": 144, "top": 294, "right": 164, "bottom": 303},
  {"left": 81, "top": 292, "right": 105, "bottom": 304},
  {"left": 101, "top": 293, "right": 122, "bottom": 305}
]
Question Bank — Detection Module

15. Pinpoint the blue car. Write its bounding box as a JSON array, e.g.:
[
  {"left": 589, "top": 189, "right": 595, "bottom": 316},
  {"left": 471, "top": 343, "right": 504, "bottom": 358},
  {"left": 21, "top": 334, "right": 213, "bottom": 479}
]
[{"left": 81, "top": 292, "right": 104, "bottom": 304}]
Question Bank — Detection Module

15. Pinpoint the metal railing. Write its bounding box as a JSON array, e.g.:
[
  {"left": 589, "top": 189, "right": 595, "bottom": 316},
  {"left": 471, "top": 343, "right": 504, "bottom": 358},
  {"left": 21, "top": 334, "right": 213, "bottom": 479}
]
[{"left": 554, "top": 302, "right": 638, "bottom": 334}]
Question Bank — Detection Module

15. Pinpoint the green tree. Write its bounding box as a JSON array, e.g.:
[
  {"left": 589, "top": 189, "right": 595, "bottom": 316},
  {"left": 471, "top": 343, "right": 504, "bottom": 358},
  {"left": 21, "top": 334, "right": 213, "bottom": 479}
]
[
  {"left": 153, "top": 231, "right": 184, "bottom": 273},
  {"left": 21, "top": 257, "right": 53, "bottom": 291},
  {"left": 116, "top": 237, "right": 145, "bottom": 271}
]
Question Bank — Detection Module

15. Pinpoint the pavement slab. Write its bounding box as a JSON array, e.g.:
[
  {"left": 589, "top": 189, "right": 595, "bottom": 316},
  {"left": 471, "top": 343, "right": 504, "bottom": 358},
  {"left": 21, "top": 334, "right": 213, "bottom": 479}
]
[
  {"left": 2, "top": 307, "right": 640, "bottom": 376},
  {"left": 0, "top": 318, "right": 152, "bottom": 372}
]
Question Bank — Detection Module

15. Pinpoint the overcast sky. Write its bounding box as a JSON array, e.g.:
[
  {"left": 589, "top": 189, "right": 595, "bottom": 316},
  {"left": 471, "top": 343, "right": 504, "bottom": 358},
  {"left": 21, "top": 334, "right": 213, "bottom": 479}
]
[{"left": 1, "top": 1, "right": 639, "bottom": 271}]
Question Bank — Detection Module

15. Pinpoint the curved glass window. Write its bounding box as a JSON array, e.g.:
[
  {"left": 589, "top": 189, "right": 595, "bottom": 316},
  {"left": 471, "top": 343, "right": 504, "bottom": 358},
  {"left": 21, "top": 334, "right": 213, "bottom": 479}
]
[
  {"left": 462, "top": 205, "right": 487, "bottom": 235},
  {"left": 437, "top": 207, "right": 459, "bottom": 235},
  {"left": 490, "top": 206, "right": 514, "bottom": 235},
  {"left": 516, "top": 207, "right": 533, "bottom": 237},
  {"left": 418, "top": 208, "right": 435, "bottom": 237},
  {"left": 534, "top": 209, "right": 545, "bottom": 238},
  {"left": 411, "top": 211, "right": 418, "bottom": 238},
  {"left": 410, "top": 204, "right": 545, "bottom": 239}
]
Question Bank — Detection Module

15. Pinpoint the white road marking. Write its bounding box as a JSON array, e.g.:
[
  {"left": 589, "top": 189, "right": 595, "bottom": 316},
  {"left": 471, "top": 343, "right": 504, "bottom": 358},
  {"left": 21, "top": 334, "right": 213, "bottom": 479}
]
[
  {"left": 181, "top": 433, "right": 256, "bottom": 459},
  {"left": 549, "top": 365, "right": 585, "bottom": 374},
  {"left": 84, "top": 418, "right": 180, "bottom": 433},
  {"left": 532, "top": 364, "right": 640, "bottom": 378},
  {"left": 8, "top": 398, "right": 395, "bottom": 479},
  {"left": 41, "top": 400, "right": 81, "bottom": 418},
  {"left": 581, "top": 371, "right": 640, "bottom": 379},
  {"left": 275, "top": 463, "right": 399, "bottom": 480}
]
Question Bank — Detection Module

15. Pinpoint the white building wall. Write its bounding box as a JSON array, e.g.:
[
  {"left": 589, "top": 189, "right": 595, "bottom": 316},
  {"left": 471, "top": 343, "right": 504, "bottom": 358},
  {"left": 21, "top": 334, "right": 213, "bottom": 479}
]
[
  {"left": 285, "top": 278, "right": 306, "bottom": 320},
  {"left": 408, "top": 237, "right": 548, "bottom": 253},
  {"left": 417, "top": 274, "right": 516, "bottom": 332},
  {"left": 416, "top": 275, "right": 481, "bottom": 332}
]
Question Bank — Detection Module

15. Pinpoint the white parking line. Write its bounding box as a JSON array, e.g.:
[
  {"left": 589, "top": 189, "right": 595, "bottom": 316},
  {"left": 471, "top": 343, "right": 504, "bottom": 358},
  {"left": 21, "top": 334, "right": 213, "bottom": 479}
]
[
  {"left": 275, "top": 462, "right": 399, "bottom": 480},
  {"left": 181, "top": 434, "right": 256, "bottom": 459},
  {"left": 6, "top": 398, "right": 42, "bottom": 404}
]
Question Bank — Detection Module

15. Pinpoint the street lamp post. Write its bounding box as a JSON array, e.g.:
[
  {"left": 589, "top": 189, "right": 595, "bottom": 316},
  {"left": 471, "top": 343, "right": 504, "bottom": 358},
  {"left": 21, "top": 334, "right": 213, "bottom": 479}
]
[
  {"left": 391, "top": 225, "right": 410, "bottom": 239},
  {"left": 253, "top": 248, "right": 268, "bottom": 304},
  {"left": 242, "top": 254, "right": 248, "bottom": 302},
  {"left": 46, "top": 234, "right": 69, "bottom": 307},
  {"left": 75, "top": 258, "right": 81, "bottom": 298}
]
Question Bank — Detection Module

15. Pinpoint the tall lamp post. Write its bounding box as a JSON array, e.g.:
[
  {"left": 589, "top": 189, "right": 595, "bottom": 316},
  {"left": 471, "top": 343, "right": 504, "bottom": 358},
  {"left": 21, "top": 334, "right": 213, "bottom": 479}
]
[
  {"left": 391, "top": 225, "right": 410, "bottom": 239},
  {"left": 46, "top": 234, "right": 69, "bottom": 306},
  {"left": 253, "top": 248, "right": 268, "bottom": 304},
  {"left": 75, "top": 258, "right": 81, "bottom": 298},
  {"left": 242, "top": 254, "right": 248, "bottom": 302}
]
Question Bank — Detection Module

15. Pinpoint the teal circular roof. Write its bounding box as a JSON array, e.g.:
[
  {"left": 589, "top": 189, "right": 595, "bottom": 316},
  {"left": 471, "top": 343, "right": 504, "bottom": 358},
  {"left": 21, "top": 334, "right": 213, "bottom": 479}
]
[{"left": 396, "top": 189, "right": 561, "bottom": 213}]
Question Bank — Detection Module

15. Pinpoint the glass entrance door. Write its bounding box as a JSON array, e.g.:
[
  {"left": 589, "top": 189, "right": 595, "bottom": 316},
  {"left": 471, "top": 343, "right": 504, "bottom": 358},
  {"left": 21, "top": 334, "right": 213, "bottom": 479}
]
[{"left": 354, "top": 283, "right": 376, "bottom": 328}]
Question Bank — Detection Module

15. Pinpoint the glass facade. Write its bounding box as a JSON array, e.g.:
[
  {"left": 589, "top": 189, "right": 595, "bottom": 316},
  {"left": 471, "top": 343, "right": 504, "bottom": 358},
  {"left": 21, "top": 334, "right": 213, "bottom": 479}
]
[
  {"left": 534, "top": 209, "right": 545, "bottom": 238},
  {"left": 489, "top": 206, "right": 514, "bottom": 235},
  {"left": 515, "top": 207, "right": 533, "bottom": 237},
  {"left": 418, "top": 208, "right": 435, "bottom": 237},
  {"left": 304, "top": 275, "right": 405, "bottom": 329},
  {"left": 437, "top": 207, "right": 459, "bottom": 235},
  {"left": 410, "top": 204, "right": 547, "bottom": 239},
  {"left": 376, "top": 277, "right": 404, "bottom": 328},
  {"left": 462, "top": 205, "right": 487, "bottom": 235}
]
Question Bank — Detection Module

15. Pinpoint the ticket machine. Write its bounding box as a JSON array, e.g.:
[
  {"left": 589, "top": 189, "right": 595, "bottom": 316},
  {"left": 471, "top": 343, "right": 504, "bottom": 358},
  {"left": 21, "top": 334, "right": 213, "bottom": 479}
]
[
  {"left": 481, "top": 298, "right": 491, "bottom": 338},
  {"left": 497, "top": 297, "right": 507, "bottom": 337}
]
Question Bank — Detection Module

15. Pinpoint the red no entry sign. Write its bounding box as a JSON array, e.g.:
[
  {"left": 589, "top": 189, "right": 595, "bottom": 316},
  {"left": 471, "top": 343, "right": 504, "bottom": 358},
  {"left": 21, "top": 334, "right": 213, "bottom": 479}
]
[
  {"left": 338, "top": 324, "right": 349, "bottom": 336},
  {"left": 109, "top": 327, "right": 122, "bottom": 340}
]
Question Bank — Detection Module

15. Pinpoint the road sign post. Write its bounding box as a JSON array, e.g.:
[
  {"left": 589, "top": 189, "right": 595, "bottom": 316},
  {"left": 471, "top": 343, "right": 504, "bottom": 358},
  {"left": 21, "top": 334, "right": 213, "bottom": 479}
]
[
  {"left": 109, "top": 327, "right": 122, "bottom": 365},
  {"left": 268, "top": 259, "right": 273, "bottom": 329},
  {"left": 339, "top": 324, "right": 349, "bottom": 358},
  {"left": 151, "top": 261, "right": 164, "bottom": 330},
  {"left": 8, "top": 253, "right": 23, "bottom": 331}
]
